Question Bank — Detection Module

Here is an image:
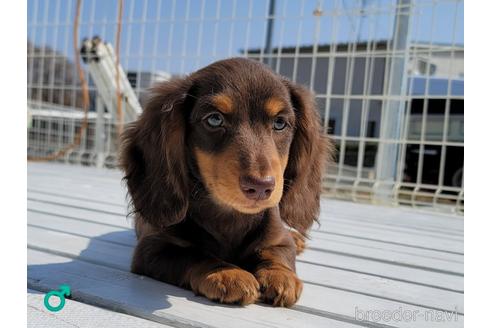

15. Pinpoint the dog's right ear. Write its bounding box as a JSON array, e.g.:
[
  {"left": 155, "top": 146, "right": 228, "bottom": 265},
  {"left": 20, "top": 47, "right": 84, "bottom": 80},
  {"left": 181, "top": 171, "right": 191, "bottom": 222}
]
[{"left": 120, "top": 77, "right": 195, "bottom": 229}]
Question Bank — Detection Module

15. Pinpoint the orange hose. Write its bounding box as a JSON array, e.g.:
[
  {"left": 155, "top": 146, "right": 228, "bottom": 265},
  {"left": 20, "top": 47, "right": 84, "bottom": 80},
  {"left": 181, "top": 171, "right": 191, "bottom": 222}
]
[
  {"left": 28, "top": 0, "right": 89, "bottom": 162},
  {"left": 115, "top": 0, "right": 124, "bottom": 136}
]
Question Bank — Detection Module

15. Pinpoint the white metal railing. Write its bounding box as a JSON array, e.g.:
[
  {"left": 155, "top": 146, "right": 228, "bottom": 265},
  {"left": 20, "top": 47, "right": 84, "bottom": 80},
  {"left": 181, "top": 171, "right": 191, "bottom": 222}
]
[{"left": 27, "top": 0, "right": 464, "bottom": 213}]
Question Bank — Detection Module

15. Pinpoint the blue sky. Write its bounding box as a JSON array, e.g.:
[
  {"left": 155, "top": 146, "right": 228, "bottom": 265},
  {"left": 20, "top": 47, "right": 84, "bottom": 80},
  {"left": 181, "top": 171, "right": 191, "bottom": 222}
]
[{"left": 28, "top": 0, "right": 464, "bottom": 75}]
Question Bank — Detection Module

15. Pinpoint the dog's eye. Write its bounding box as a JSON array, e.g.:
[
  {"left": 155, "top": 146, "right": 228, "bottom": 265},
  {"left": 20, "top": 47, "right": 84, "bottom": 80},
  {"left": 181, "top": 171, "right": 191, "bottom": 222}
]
[
  {"left": 205, "top": 113, "right": 224, "bottom": 128},
  {"left": 273, "top": 117, "right": 287, "bottom": 131}
]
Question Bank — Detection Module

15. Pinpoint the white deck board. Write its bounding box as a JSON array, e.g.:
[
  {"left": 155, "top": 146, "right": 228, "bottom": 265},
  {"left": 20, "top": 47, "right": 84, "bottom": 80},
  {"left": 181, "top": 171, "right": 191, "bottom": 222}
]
[
  {"left": 27, "top": 190, "right": 464, "bottom": 254},
  {"left": 28, "top": 213, "right": 461, "bottom": 298},
  {"left": 28, "top": 289, "right": 169, "bottom": 328},
  {"left": 299, "top": 249, "right": 463, "bottom": 292},
  {"left": 28, "top": 250, "right": 362, "bottom": 328},
  {"left": 27, "top": 200, "right": 464, "bottom": 292},
  {"left": 26, "top": 221, "right": 463, "bottom": 314},
  {"left": 27, "top": 162, "right": 464, "bottom": 327},
  {"left": 313, "top": 222, "right": 463, "bottom": 254},
  {"left": 320, "top": 202, "right": 464, "bottom": 232},
  {"left": 306, "top": 234, "right": 463, "bottom": 274}
]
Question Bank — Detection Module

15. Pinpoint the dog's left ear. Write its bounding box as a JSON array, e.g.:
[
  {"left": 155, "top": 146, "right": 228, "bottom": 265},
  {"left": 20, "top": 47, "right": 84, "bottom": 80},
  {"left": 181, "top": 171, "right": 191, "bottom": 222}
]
[{"left": 280, "top": 79, "right": 332, "bottom": 235}]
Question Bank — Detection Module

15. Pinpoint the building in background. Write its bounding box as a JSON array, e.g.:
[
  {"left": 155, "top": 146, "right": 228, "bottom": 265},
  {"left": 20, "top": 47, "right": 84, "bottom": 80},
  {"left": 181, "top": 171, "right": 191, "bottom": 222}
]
[{"left": 246, "top": 40, "right": 464, "bottom": 190}]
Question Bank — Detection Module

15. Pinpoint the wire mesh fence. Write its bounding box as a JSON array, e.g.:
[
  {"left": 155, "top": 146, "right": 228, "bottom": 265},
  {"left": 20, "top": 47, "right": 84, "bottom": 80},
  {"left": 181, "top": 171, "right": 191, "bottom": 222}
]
[{"left": 27, "top": 0, "right": 464, "bottom": 213}]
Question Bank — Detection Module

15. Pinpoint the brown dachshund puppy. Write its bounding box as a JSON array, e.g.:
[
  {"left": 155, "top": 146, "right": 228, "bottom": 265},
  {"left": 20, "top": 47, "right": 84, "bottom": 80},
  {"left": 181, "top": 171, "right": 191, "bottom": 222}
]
[{"left": 120, "top": 58, "right": 330, "bottom": 307}]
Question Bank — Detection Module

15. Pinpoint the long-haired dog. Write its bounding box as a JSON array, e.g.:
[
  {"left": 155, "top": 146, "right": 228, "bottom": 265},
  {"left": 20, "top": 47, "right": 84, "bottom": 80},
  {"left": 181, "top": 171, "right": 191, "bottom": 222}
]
[{"left": 120, "top": 58, "right": 331, "bottom": 307}]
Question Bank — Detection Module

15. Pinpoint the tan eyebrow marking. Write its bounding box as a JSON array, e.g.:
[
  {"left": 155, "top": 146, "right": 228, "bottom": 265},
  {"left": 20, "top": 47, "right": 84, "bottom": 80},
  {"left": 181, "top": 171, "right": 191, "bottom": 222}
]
[
  {"left": 265, "top": 98, "right": 285, "bottom": 116},
  {"left": 211, "top": 94, "right": 233, "bottom": 113}
]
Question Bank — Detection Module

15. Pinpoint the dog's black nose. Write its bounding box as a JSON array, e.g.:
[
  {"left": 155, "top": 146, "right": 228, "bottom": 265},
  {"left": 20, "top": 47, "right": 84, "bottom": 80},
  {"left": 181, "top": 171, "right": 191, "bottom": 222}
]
[{"left": 239, "top": 175, "right": 275, "bottom": 200}]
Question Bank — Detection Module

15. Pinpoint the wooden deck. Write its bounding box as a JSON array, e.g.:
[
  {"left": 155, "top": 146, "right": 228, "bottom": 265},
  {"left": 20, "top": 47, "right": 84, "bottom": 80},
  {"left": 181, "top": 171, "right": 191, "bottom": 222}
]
[{"left": 27, "top": 162, "right": 464, "bottom": 327}]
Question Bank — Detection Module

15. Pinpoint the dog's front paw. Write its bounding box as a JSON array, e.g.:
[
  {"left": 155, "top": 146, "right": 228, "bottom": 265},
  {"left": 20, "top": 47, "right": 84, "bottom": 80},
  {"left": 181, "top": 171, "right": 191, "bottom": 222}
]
[
  {"left": 255, "top": 267, "right": 303, "bottom": 307},
  {"left": 192, "top": 267, "right": 259, "bottom": 305}
]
